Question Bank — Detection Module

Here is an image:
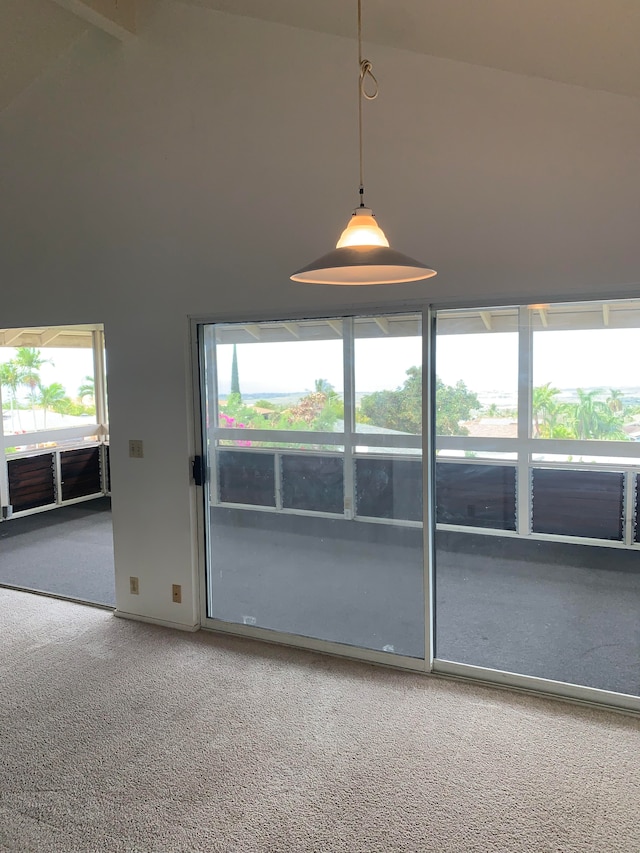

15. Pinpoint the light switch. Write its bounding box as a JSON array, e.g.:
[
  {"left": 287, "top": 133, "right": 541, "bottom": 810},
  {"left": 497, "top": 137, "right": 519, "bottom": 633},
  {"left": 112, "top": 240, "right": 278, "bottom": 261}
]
[{"left": 129, "top": 439, "right": 144, "bottom": 459}]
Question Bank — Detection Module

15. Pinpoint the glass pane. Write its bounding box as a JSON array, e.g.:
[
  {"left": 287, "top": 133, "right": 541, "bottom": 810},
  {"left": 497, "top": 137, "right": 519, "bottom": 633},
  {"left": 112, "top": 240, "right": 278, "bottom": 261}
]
[
  {"left": 203, "top": 318, "right": 425, "bottom": 659},
  {"left": 1, "top": 345, "right": 96, "bottom": 435},
  {"left": 532, "top": 300, "right": 640, "bottom": 441},
  {"left": 281, "top": 453, "right": 343, "bottom": 514},
  {"left": 435, "top": 301, "right": 640, "bottom": 699},
  {"left": 435, "top": 528, "right": 640, "bottom": 695},
  {"left": 355, "top": 455, "right": 422, "bottom": 522},
  {"left": 354, "top": 314, "right": 422, "bottom": 435},
  {"left": 213, "top": 322, "right": 344, "bottom": 436},
  {"left": 217, "top": 449, "right": 276, "bottom": 507},
  {"left": 436, "top": 308, "right": 518, "bottom": 439}
]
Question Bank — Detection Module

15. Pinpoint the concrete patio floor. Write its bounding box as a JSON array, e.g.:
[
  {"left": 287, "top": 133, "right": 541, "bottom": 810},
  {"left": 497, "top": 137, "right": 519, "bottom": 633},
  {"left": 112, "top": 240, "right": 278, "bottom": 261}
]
[
  {"left": 1, "top": 499, "right": 637, "bottom": 697},
  {"left": 0, "top": 497, "right": 115, "bottom": 606}
]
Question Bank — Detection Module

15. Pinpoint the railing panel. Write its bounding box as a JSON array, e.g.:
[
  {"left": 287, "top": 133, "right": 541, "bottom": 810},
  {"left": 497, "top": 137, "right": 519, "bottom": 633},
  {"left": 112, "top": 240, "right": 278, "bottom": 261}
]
[
  {"left": 532, "top": 468, "right": 624, "bottom": 540},
  {"left": 60, "top": 447, "right": 102, "bottom": 501},
  {"left": 218, "top": 450, "right": 276, "bottom": 507},
  {"left": 8, "top": 454, "right": 55, "bottom": 512},
  {"left": 436, "top": 462, "right": 517, "bottom": 531},
  {"left": 355, "top": 457, "right": 422, "bottom": 522},
  {"left": 281, "top": 454, "right": 344, "bottom": 514}
]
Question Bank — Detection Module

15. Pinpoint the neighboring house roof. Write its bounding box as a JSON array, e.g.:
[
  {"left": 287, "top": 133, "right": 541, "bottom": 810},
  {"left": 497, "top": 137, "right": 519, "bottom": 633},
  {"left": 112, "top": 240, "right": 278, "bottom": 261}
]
[{"left": 461, "top": 419, "right": 519, "bottom": 438}]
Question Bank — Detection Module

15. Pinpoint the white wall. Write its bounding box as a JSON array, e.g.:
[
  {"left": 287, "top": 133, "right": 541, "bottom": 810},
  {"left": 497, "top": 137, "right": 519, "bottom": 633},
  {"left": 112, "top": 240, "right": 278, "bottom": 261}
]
[{"left": 1, "top": 1, "right": 639, "bottom": 626}]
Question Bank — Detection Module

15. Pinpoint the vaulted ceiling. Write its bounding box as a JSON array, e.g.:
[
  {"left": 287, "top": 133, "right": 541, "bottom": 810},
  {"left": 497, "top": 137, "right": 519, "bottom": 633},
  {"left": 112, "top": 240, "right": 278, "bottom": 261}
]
[
  {"left": 2, "top": 0, "right": 640, "bottom": 115},
  {"left": 0, "top": 0, "right": 136, "bottom": 112}
]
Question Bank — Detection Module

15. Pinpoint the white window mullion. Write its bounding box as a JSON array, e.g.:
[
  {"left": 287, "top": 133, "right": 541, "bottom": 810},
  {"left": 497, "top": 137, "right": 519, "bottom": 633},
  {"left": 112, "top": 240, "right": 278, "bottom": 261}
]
[
  {"left": 623, "top": 469, "right": 636, "bottom": 545},
  {"left": 343, "top": 317, "right": 355, "bottom": 520},
  {"left": 0, "top": 379, "right": 9, "bottom": 517},
  {"left": 423, "top": 307, "right": 434, "bottom": 671},
  {"left": 205, "top": 326, "right": 220, "bottom": 506},
  {"left": 92, "top": 330, "right": 108, "bottom": 433},
  {"left": 517, "top": 306, "right": 533, "bottom": 536},
  {"left": 53, "top": 450, "right": 62, "bottom": 505},
  {"left": 274, "top": 450, "right": 283, "bottom": 510}
]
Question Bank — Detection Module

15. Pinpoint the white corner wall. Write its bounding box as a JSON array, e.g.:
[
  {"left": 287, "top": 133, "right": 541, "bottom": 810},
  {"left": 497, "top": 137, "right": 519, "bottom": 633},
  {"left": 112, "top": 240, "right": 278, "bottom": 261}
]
[{"left": 1, "top": 0, "right": 639, "bottom": 627}]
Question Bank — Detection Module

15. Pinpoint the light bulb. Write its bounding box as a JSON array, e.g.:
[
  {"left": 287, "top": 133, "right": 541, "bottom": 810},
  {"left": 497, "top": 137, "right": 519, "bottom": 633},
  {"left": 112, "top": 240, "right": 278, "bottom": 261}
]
[{"left": 336, "top": 208, "right": 389, "bottom": 248}]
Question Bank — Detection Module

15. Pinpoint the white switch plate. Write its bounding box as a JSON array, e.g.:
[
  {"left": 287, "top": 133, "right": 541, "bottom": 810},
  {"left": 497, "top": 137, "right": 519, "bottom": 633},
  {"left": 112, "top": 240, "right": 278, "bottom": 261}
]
[{"left": 129, "top": 439, "right": 144, "bottom": 459}]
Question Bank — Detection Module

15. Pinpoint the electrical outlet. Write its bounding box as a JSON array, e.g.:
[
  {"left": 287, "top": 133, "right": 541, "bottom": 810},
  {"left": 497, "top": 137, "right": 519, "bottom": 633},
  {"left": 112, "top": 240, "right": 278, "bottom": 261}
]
[
  {"left": 129, "top": 576, "right": 139, "bottom": 595},
  {"left": 172, "top": 584, "right": 182, "bottom": 604},
  {"left": 129, "top": 439, "right": 144, "bottom": 459}
]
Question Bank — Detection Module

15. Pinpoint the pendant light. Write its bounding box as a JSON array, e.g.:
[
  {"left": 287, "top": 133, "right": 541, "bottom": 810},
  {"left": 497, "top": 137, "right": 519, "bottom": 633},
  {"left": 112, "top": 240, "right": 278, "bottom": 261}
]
[{"left": 291, "top": 0, "right": 436, "bottom": 286}]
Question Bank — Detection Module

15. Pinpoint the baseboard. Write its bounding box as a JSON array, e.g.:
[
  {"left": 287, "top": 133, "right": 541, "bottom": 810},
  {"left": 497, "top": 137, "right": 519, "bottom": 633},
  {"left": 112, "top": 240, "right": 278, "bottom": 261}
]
[{"left": 114, "top": 609, "right": 199, "bottom": 632}]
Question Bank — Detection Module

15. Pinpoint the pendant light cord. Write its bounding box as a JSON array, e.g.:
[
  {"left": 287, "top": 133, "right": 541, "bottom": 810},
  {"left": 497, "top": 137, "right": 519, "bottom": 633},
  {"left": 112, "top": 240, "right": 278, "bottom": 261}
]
[{"left": 358, "top": 0, "right": 378, "bottom": 207}]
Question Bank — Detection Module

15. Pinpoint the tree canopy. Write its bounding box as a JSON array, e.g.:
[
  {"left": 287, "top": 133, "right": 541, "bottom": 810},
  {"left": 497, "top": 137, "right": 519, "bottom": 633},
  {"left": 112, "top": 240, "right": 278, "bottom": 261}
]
[
  {"left": 358, "top": 367, "right": 480, "bottom": 435},
  {"left": 532, "top": 384, "right": 628, "bottom": 440}
]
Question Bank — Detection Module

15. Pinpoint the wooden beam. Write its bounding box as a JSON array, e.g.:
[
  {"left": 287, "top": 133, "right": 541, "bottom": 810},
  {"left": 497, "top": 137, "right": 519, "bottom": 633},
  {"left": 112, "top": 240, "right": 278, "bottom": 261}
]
[
  {"left": 39, "top": 329, "right": 61, "bottom": 346},
  {"left": 374, "top": 318, "right": 390, "bottom": 335},
  {"left": 244, "top": 325, "right": 262, "bottom": 341},
  {"left": 480, "top": 311, "right": 492, "bottom": 331},
  {"left": 282, "top": 322, "right": 300, "bottom": 339},
  {"left": 3, "top": 329, "right": 25, "bottom": 346},
  {"left": 326, "top": 320, "right": 343, "bottom": 337},
  {"left": 52, "top": 0, "right": 136, "bottom": 42}
]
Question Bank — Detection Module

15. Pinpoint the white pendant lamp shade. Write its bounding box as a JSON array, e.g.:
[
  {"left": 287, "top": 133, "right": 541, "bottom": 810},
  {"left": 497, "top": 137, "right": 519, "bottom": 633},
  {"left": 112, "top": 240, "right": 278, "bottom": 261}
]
[
  {"left": 290, "top": 0, "right": 436, "bottom": 286},
  {"left": 291, "top": 208, "right": 437, "bottom": 285}
]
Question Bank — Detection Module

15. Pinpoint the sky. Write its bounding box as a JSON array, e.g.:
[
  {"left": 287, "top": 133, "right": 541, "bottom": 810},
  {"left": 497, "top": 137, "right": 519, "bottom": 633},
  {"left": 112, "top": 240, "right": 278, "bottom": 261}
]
[
  {"left": 215, "top": 337, "right": 423, "bottom": 395},
  {"left": 215, "top": 327, "right": 640, "bottom": 398},
  {"left": 2, "top": 325, "right": 639, "bottom": 407}
]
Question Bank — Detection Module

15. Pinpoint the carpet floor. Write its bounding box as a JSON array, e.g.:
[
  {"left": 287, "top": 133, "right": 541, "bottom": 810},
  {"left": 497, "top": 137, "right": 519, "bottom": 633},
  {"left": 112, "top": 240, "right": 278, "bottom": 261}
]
[{"left": 1, "top": 589, "right": 639, "bottom": 852}]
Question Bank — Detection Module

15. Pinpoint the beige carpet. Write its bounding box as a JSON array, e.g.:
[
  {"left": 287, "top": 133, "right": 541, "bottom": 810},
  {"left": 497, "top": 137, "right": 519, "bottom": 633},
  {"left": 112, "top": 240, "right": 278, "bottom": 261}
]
[{"left": 1, "top": 589, "right": 639, "bottom": 853}]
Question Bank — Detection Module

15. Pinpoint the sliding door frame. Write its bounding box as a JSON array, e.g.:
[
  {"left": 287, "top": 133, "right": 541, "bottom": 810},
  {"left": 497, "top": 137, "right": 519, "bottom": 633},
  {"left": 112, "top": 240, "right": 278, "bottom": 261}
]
[
  {"left": 192, "top": 304, "right": 432, "bottom": 673},
  {"left": 190, "top": 299, "right": 640, "bottom": 715}
]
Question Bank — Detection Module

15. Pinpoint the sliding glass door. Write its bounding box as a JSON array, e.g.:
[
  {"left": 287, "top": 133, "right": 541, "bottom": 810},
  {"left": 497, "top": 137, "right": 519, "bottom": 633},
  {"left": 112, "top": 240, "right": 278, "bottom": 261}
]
[
  {"left": 199, "top": 314, "right": 427, "bottom": 663},
  {"left": 433, "top": 301, "right": 640, "bottom": 707},
  {"left": 197, "top": 299, "right": 640, "bottom": 711}
]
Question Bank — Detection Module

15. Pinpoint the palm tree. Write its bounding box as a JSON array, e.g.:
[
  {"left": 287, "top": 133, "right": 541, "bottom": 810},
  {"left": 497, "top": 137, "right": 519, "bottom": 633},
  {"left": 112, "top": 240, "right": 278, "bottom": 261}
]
[
  {"left": 314, "top": 378, "right": 338, "bottom": 398},
  {"left": 37, "top": 382, "right": 66, "bottom": 428},
  {"left": 532, "top": 383, "right": 561, "bottom": 437},
  {"left": 14, "top": 347, "right": 52, "bottom": 429},
  {"left": 78, "top": 375, "right": 95, "bottom": 401},
  {"left": 607, "top": 388, "right": 624, "bottom": 413},
  {"left": 572, "top": 388, "right": 627, "bottom": 440},
  {"left": 0, "top": 360, "right": 23, "bottom": 432},
  {"left": 544, "top": 401, "right": 576, "bottom": 438}
]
